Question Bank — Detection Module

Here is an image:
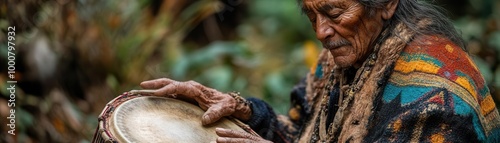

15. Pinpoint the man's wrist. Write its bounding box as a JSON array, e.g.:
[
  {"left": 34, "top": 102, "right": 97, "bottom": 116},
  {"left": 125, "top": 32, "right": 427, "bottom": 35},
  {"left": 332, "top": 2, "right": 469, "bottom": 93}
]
[{"left": 227, "top": 92, "right": 253, "bottom": 121}]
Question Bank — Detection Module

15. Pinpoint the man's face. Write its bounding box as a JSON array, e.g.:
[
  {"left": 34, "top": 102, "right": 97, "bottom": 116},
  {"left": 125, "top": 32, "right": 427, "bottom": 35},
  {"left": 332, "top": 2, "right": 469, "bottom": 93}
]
[{"left": 302, "top": 0, "right": 385, "bottom": 68}]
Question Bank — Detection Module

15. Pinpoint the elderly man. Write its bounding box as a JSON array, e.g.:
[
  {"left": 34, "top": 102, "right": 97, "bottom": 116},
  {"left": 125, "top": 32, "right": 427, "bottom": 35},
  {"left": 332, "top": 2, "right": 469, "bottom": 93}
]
[{"left": 138, "top": 0, "right": 500, "bottom": 142}]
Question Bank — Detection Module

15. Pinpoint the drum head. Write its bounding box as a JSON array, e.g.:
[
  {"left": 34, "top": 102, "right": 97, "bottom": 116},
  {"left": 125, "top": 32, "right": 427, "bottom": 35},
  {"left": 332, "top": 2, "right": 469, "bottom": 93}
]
[{"left": 108, "top": 96, "right": 245, "bottom": 143}]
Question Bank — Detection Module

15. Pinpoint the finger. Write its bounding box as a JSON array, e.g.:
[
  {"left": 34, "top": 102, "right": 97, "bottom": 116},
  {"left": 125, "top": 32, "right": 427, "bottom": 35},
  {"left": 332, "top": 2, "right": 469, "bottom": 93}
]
[
  {"left": 150, "top": 83, "right": 177, "bottom": 96},
  {"left": 216, "top": 128, "right": 256, "bottom": 139},
  {"left": 129, "top": 89, "right": 157, "bottom": 95},
  {"left": 216, "top": 137, "right": 253, "bottom": 143},
  {"left": 186, "top": 80, "right": 204, "bottom": 89},
  {"left": 140, "top": 78, "right": 175, "bottom": 89},
  {"left": 202, "top": 104, "right": 234, "bottom": 125}
]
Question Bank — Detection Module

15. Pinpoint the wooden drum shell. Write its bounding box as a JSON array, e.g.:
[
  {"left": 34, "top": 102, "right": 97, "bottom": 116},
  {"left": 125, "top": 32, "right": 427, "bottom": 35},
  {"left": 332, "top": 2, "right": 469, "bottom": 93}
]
[{"left": 92, "top": 92, "right": 257, "bottom": 143}]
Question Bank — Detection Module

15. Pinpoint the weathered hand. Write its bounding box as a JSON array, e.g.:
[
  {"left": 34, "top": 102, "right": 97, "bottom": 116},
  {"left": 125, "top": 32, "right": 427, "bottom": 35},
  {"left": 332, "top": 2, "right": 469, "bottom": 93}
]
[
  {"left": 215, "top": 128, "right": 272, "bottom": 143},
  {"left": 131, "top": 78, "right": 252, "bottom": 125}
]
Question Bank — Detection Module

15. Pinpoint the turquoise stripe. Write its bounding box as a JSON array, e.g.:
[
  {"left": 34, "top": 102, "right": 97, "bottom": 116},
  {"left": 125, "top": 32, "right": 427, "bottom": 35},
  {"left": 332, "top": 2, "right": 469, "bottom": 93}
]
[
  {"left": 400, "top": 52, "right": 444, "bottom": 67},
  {"left": 384, "top": 81, "right": 488, "bottom": 141},
  {"left": 452, "top": 93, "right": 474, "bottom": 116},
  {"left": 486, "top": 128, "right": 500, "bottom": 143},
  {"left": 453, "top": 94, "right": 486, "bottom": 141},
  {"left": 479, "top": 86, "right": 490, "bottom": 98},
  {"left": 383, "top": 83, "right": 433, "bottom": 104}
]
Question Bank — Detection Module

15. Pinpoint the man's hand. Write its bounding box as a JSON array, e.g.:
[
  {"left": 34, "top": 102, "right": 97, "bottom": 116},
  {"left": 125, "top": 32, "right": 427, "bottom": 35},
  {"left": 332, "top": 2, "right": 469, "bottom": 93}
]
[
  {"left": 131, "top": 78, "right": 252, "bottom": 125},
  {"left": 215, "top": 128, "right": 272, "bottom": 143}
]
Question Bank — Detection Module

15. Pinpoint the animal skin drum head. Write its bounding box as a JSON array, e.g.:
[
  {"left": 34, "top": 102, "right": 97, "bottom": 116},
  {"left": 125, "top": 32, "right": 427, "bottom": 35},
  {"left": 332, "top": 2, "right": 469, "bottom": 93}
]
[{"left": 107, "top": 96, "right": 245, "bottom": 143}]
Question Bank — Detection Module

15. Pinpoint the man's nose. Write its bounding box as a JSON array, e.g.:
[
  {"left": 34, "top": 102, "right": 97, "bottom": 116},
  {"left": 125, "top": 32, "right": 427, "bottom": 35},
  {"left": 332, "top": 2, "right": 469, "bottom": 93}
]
[{"left": 315, "top": 16, "right": 335, "bottom": 41}]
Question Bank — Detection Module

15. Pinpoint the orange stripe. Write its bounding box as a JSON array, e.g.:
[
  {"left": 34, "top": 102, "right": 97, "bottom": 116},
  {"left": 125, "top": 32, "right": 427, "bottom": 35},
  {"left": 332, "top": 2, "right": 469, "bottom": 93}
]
[
  {"left": 481, "top": 95, "right": 496, "bottom": 116},
  {"left": 455, "top": 77, "right": 478, "bottom": 100},
  {"left": 394, "top": 59, "right": 440, "bottom": 74}
]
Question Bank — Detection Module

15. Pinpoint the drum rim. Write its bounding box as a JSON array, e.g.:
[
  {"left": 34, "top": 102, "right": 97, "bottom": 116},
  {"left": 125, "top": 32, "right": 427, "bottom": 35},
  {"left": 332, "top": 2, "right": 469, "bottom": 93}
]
[
  {"left": 92, "top": 92, "right": 259, "bottom": 142},
  {"left": 94, "top": 92, "right": 139, "bottom": 143}
]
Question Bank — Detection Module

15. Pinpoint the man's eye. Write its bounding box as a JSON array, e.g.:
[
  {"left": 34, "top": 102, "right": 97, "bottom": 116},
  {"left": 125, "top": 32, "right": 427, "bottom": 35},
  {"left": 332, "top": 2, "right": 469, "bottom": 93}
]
[
  {"left": 329, "top": 13, "right": 341, "bottom": 19},
  {"left": 327, "top": 9, "right": 342, "bottom": 19}
]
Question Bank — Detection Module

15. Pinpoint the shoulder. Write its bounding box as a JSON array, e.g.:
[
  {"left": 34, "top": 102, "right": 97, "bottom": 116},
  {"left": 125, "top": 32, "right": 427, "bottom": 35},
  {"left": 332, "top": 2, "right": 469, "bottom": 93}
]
[
  {"left": 388, "top": 35, "right": 489, "bottom": 102},
  {"left": 382, "top": 35, "right": 500, "bottom": 141},
  {"left": 394, "top": 35, "right": 481, "bottom": 82}
]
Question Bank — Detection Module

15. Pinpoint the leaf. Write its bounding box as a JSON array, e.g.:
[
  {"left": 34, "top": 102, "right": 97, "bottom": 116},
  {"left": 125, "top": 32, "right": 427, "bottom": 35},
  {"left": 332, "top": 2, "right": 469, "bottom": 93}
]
[
  {"left": 488, "top": 31, "right": 500, "bottom": 53},
  {"left": 454, "top": 18, "right": 484, "bottom": 40},
  {"left": 196, "top": 65, "right": 233, "bottom": 91}
]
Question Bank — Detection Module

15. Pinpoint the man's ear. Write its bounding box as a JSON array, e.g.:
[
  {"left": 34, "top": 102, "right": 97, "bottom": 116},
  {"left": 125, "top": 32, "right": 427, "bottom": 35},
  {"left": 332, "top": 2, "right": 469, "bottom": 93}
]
[{"left": 381, "top": 0, "right": 399, "bottom": 20}]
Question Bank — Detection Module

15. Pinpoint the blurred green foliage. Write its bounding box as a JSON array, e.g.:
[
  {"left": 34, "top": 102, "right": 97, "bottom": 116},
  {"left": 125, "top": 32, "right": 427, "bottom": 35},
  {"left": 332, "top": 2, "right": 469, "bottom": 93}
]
[{"left": 0, "top": 0, "right": 499, "bottom": 142}]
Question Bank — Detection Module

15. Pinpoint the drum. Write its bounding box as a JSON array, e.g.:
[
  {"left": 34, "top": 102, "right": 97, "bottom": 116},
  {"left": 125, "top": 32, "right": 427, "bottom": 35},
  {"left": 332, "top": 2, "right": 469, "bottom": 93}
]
[{"left": 92, "top": 92, "right": 258, "bottom": 143}]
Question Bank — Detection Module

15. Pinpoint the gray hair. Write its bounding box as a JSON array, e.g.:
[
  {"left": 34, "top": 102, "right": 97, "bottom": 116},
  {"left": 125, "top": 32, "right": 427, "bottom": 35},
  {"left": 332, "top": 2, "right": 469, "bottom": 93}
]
[{"left": 299, "top": 0, "right": 466, "bottom": 50}]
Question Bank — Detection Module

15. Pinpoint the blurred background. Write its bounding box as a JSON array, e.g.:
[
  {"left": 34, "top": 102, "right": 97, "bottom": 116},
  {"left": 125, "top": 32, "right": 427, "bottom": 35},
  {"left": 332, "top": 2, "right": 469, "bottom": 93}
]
[{"left": 0, "top": 0, "right": 499, "bottom": 142}]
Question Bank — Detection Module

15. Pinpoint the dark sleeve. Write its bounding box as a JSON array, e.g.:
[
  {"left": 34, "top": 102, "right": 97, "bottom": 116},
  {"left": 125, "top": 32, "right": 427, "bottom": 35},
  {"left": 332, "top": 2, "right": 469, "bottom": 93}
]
[
  {"left": 245, "top": 78, "right": 311, "bottom": 143},
  {"left": 245, "top": 98, "right": 281, "bottom": 140}
]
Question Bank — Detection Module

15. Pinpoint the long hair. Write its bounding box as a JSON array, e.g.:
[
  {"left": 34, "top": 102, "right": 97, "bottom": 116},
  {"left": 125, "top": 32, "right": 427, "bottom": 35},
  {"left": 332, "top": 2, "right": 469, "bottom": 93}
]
[
  {"left": 298, "top": 0, "right": 466, "bottom": 50},
  {"left": 359, "top": 0, "right": 466, "bottom": 50}
]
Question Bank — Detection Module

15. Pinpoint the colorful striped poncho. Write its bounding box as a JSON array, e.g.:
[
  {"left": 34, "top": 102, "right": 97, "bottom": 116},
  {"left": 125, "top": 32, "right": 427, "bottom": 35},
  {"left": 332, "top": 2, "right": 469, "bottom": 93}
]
[{"left": 245, "top": 34, "right": 500, "bottom": 142}]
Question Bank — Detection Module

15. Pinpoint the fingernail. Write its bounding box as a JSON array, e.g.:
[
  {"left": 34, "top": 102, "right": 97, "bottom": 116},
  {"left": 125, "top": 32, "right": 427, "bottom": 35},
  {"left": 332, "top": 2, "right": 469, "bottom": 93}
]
[
  {"left": 140, "top": 81, "right": 152, "bottom": 87},
  {"left": 215, "top": 128, "right": 224, "bottom": 132},
  {"left": 202, "top": 115, "right": 209, "bottom": 125},
  {"left": 217, "top": 137, "right": 227, "bottom": 142}
]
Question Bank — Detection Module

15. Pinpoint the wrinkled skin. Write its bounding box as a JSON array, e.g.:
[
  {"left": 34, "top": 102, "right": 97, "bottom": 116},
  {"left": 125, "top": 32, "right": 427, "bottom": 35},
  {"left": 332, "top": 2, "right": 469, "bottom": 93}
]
[
  {"left": 137, "top": 0, "right": 399, "bottom": 142},
  {"left": 215, "top": 128, "right": 272, "bottom": 143},
  {"left": 303, "top": 0, "right": 393, "bottom": 68},
  {"left": 134, "top": 78, "right": 265, "bottom": 142},
  {"left": 134, "top": 78, "right": 251, "bottom": 125}
]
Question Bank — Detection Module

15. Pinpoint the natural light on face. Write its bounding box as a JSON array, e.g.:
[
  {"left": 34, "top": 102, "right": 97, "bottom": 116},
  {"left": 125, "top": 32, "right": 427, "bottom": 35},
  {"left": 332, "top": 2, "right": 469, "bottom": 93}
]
[{"left": 302, "top": 0, "right": 385, "bottom": 68}]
